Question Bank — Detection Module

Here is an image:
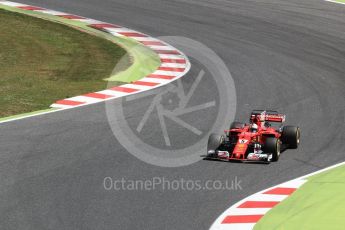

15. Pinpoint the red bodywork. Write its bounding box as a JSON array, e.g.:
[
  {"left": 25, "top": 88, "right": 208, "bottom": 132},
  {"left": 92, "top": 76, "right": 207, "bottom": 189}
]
[{"left": 223, "top": 113, "right": 285, "bottom": 161}]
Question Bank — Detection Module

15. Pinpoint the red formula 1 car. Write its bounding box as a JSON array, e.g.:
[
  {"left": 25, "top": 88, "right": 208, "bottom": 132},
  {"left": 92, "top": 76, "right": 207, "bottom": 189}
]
[{"left": 205, "top": 110, "right": 300, "bottom": 163}]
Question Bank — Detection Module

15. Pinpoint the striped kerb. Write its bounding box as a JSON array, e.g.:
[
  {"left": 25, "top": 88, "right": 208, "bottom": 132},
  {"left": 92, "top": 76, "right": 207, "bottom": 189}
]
[
  {"left": 263, "top": 187, "right": 296, "bottom": 195},
  {"left": 222, "top": 215, "right": 264, "bottom": 224}
]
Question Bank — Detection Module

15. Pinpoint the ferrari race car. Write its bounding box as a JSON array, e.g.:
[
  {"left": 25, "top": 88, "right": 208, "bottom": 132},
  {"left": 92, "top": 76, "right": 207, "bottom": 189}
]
[{"left": 206, "top": 110, "right": 300, "bottom": 163}]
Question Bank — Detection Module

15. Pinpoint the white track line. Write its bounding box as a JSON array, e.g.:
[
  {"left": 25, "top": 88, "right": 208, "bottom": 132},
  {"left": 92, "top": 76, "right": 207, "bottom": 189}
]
[
  {"left": 129, "top": 37, "right": 159, "bottom": 42},
  {"left": 214, "top": 224, "right": 256, "bottom": 230},
  {"left": 158, "top": 54, "right": 185, "bottom": 59},
  {"left": 160, "top": 63, "right": 187, "bottom": 68},
  {"left": 65, "top": 96, "right": 103, "bottom": 103},
  {"left": 35, "top": 10, "right": 67, "bottom": 16},
  {"left": 121, "top": 84, "right": 151, "bottom": 90},
  {"left": 148, "top": 45, "right": 176, "bottom": 50},
  {"left": 73, "top": 18, "right": 103, "bottom": 24},
  {"left": 325, "top": 0, "right": 345, "bottom": 5},
  {"left": 137, "top": 77, "right": 170, "bottom": 84},
  {"left": 152, "top": 70, "right": 182, "bottom": 77},
  {"left": 0, "top": 1, "right": 26, "bottom": 6}
]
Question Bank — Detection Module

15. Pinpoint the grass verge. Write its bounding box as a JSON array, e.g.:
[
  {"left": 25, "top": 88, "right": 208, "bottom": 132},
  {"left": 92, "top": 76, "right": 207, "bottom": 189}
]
[
  {"left": 0, "top": 6, "right": 160, "bottom": 118},
  {"left": 254, "top": 164, "right": 345, "bottom": 230},
  {"left": 326, "top": 0, "right": 345, "bottom": 4},
  {"left": 0, "top": 9, "right": 129, "bottom": 117},
  {"left": 332, "top": 0, "right": 345, "bottom": 3}
]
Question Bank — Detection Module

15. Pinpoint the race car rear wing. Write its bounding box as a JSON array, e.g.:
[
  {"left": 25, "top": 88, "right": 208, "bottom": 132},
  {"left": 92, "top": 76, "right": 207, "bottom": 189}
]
[
  {"left": 250, "top": 110, "right": 286, "bottom": 123},
  {"left": 264, "top": 114, "right": 286, "bottom": 122}
]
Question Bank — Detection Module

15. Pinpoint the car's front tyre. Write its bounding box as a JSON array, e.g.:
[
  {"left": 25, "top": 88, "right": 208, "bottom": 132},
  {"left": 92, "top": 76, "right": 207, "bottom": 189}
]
[
  {"left": 264, "top": 137, "right": 281, "bottom": 162},
  {"left": 281, "top": 126, "right": 300, "bottom": 149},
  {"left": 207, "top": 133, "right": 225, "bottom": 155}
]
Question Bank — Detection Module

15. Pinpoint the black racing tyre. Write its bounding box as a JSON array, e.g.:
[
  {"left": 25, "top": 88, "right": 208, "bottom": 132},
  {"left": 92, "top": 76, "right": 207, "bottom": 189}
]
[
  {"left": 207, "top": 133, "right": 225, "bottom": 153},
  {"left": 281, "top": 126, "right": 300, "bottom": 149},
  {"left": 230, "top": 121, "right": 244, "bottom": 130},
  {"left": 264, "top": 137, "right": 281, "bottom": 162}
]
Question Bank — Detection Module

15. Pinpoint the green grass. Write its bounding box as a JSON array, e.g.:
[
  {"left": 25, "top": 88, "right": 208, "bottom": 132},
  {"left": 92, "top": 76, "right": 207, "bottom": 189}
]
[
  {"left": 0, "top": 6, "right": 160, "bottom": 118},
  {"left": 254, "top": 164, "right": 345, "bottom": 230},
  {"left": 332, "top": 0, "right": 345, "bottom": 3},
  {"left": 0, "top": 5, "right": 161, "bottom": 83},
  {"left": 0, "top": 9, "right": 127, "bottom": 117}
]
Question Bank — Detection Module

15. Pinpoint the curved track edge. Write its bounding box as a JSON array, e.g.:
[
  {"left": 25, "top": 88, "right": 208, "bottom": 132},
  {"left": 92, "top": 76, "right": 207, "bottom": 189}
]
[{"left": 210, "top": 161, "right": 345, "bottom": 230}]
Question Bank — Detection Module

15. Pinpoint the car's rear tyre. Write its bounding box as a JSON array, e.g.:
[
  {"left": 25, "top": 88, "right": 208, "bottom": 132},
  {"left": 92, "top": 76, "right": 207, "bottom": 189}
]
[
  {"left": 264, "top": 137, "right": 281, "bottom": 162},
  {"left": 230, "top": 121, "right": 244, "bottom": 130},
  {"left": 281, "top": 126, "right": 300, "bottom": 149},
  {"left": 207, "top": 133, "right": 225, "bottom": 153}
]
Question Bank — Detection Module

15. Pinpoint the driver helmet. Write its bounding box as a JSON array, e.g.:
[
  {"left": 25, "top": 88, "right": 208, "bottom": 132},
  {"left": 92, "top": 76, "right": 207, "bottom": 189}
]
[{"left": 250, "top": 123, "right": 258, "bottom": 133}]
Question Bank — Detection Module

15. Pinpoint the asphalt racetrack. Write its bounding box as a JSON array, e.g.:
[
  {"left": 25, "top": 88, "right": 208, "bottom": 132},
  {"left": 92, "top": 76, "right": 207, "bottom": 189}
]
[{"left": 0, "top": 0, "right": 344, "bottom": 229}]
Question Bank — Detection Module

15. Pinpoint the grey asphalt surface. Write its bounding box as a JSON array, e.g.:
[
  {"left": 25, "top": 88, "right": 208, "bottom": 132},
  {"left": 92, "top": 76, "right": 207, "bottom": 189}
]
[{"left": 1, "top": 0, "right": 345, "bottom": 229}]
